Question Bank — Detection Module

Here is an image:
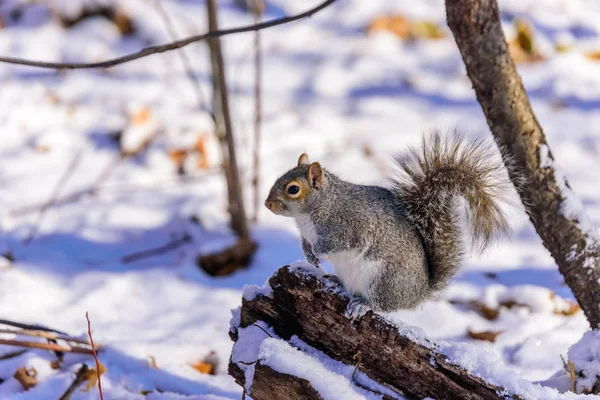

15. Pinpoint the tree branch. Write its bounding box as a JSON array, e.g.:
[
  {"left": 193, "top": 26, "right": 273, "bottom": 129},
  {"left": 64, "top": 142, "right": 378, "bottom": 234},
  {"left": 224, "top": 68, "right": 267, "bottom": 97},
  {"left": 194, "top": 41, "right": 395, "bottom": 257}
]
[{"left": 0, "top": 0, "right": 336, "bottom": 70}]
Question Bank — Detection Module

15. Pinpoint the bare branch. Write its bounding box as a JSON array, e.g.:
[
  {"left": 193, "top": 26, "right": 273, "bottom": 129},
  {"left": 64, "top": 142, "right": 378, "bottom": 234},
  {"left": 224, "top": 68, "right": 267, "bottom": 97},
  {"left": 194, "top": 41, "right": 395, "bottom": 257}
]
[
  {"left": 0, "top": 319, "right": 67, "bottom": 334},
  {"left": 0, "top": 328, "right": 91, "bottom": 346},
  {"left": 121, "top": 232, "right": 192, "bottom": 263},
  {"left": 153, "top": 0, "right": 214, "bottom": 120},
  {"left": 0, "top": 338, "right": 95, "bottom": 355},
  {"left": 0, "top": 0, "right": 336, "bottom": 70},
  {"left": 23, "top": 149, "right": 84, "bottom": 245}
]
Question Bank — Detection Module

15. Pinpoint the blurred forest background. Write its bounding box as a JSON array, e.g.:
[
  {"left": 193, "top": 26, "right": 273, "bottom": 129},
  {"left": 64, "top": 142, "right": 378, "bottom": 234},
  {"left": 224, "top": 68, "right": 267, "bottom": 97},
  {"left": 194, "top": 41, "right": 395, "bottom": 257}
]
[{"left": 2, "top": 0, "right": 600, "bottom": 398}]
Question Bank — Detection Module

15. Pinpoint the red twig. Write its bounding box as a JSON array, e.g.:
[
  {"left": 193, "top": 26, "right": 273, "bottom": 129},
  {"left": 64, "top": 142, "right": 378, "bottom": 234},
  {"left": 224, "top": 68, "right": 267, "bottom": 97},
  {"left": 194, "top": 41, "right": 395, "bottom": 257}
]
[{"left": 85, "top": 312, "right": 104, "bottom": 400}]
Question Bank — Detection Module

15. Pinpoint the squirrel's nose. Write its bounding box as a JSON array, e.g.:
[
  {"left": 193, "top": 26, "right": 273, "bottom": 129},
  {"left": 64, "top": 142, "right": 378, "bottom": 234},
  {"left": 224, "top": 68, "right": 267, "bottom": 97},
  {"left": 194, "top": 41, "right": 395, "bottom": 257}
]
[{"left": 265, "top": 200, "right": 273, "bottom": 211}]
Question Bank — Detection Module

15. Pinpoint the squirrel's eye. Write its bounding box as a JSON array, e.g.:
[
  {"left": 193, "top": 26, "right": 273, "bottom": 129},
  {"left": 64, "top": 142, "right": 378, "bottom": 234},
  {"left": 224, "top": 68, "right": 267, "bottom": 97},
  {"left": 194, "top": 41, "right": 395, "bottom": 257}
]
[{"left": 287, "top": 185, "right": 300, "bottom": 195}]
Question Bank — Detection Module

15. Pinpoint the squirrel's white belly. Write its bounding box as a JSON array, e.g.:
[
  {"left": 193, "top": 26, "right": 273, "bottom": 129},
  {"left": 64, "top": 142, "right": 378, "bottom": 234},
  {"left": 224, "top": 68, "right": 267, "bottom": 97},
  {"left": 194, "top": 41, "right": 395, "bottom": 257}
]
[
  {"left": 325, "top": 250, "right": 381, "bottom": 298},
  {"left": 295, "top": 216, "right": 318, "bottom": 245}
]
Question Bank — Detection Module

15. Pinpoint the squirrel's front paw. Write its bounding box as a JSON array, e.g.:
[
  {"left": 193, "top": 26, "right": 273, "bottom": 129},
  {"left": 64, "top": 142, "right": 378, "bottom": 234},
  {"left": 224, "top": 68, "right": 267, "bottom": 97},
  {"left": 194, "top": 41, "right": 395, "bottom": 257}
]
[{"left": 345, "top": 297, "right": 372, "bottom": 319}]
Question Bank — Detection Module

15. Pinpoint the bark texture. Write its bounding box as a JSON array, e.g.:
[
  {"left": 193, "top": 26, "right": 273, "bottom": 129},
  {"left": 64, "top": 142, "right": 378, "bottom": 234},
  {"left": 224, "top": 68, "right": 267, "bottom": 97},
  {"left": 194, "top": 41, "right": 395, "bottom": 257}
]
[
  {"left": 207, "top": 0, "right": 250, "bottom": 240},
  {"left": 229, "top": 266, "right": 518, "bottom": 400},
  {"left": 446, "top": 0, "right": 600, "bottom": 327}
]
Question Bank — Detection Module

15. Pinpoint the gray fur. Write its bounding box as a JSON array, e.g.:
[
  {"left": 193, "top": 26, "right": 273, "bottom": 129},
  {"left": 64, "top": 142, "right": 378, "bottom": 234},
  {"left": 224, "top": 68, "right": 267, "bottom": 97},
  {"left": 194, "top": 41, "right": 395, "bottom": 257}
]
[{"left": 265, "top": 132, "right": 511, "bottom": 312}]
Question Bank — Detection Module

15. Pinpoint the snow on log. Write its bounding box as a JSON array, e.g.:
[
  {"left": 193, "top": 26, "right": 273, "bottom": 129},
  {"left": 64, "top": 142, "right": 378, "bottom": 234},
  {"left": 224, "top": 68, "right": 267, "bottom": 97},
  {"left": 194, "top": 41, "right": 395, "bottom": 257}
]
[{"left": 228, "top": 263, "right": 579, "bottom": 400}]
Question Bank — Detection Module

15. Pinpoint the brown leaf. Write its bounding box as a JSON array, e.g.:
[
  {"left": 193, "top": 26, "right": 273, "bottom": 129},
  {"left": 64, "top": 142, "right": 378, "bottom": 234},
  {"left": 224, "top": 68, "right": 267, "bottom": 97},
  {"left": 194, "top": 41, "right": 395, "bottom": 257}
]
[
  {"left": 13, "top": 367, "right": 37, "bottom": 390},
  {"left": 585, "top": 50, "right": 600, "bottom": 61},
  {"left": 113, "top": 9, "right": 135, "bottom": 36},
  {"left": 467, "top": 329, "right": 503, "bottom": 343},
  {"left": 410, "top": 20, "right": 445, "bottom": 39},
  {"left": 367, "top": 15, "right": 411, "bottom": 39},
  {"left": 131, "top": 107, "right": 151, "bottom": 126},
  {"left": 448, "top": 299, "right": 499, "bottom": 320},
  {"left": 82, "top": 361, "right": 107, "bottom": 392},
  {"left": 508, "top": 19, "right": 544, "bottom": 63},
  {"left": 479, "top": 304, "right": 500, "bottom": 320},
  {"left": 366, "top": 14, "right": 445, "bottom": 40},
  {"left": 148, "top": 356, "right": 158, "bottom": 369},
  {"left": 168, "top": 149, "right": 188, "bottom": 170},
  {"left": 555, "top": 300, "right": 581, "bottom": 317},
  {"left": 194, "top": 135, "right": 209, "bottom": 170},
  {"left": 190, "top": 351, "right": 219, "bottom": 375},
  {"left": 190, "top": 360, "right": 213, "bottom": 375}
]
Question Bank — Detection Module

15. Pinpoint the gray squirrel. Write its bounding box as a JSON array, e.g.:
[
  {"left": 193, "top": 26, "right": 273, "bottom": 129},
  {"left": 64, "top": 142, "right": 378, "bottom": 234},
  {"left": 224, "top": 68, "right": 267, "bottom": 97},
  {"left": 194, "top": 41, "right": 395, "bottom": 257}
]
[{"left": 265, "top": 132, "right": 512, "bottom": 315}]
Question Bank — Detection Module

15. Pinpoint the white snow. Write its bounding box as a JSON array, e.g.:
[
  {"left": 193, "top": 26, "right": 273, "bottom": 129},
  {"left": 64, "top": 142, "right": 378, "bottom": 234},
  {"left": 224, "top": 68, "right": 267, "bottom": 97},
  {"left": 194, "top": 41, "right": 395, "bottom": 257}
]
[{"left": 1, "top": 0, "right": 600, "bottom": 398}]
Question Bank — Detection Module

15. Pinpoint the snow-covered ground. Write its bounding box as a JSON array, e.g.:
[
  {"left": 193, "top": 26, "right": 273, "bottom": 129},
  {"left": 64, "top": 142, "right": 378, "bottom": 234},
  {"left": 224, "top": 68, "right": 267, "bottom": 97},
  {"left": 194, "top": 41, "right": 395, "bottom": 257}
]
[{"left": 1, "top": 0, "right": 600, "bottom": 398}]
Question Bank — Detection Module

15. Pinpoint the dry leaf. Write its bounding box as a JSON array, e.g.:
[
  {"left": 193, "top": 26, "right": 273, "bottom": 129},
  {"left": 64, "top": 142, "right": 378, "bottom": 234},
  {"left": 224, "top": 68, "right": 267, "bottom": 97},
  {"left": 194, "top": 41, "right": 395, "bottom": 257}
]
[
  {"left": 555, "top": 300, "right": 581, "bottom": 316},
  {"left": 82, "top": 361, "right": 107, "bottom": 392},
  {"left": 508, "top": 19, "right": 544, "bottom": 63},
  {"left": 13, "top": 367, "right": 37, "bottom": 390},
  {"left": 194, "top": 135, "right": 209, "bottom": 170},
  {"left": 367, "top": 15, "right": 411, "bottom": 39},
  {"left": 132, "top": 107, "right": 151, "bottom": 126},
  {"left": 448, "top": 299, "right": 499, "bottom": 320},
  {"left": 190, "top": 351, "right": 219, "bottom": 375},
  {"left": 410, "top": 20, "right": 445, "bottom": 39},
  {"left": 168, "top": 149, "right": 188, "bottom": 170},
  {"left": 60, "top": 6, "right": 134, "bottom": 35},
  {"left": 190, "top": 360, "right": 213, "bottom": 375},
  {"left": 585, "top": 50, "right": 600, "bottom": 61},
  {"left": 467, "top": 329, "right": 503, "bottom": 342},
  {"left": 148, "top": 356, "right": 158, "bottom": 369},
  {"left": 479, "top": 304, "right": 500, "bottom": 320},
  {"left": 113, "top": 9, "right": 135, "bottom": 35},
  {"left": 366, "top": 14, "right": 445, "bottom": 40}
]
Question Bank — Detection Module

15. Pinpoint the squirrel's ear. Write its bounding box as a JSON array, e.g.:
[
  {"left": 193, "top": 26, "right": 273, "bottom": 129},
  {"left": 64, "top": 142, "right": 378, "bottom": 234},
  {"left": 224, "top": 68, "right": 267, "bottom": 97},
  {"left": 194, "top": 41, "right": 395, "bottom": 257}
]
[
  {"left": 297, "top": 153, "right": 309, "bottom": 166},
  {"left": 307, "top": 162, "right": 324, "bottom": 189}
]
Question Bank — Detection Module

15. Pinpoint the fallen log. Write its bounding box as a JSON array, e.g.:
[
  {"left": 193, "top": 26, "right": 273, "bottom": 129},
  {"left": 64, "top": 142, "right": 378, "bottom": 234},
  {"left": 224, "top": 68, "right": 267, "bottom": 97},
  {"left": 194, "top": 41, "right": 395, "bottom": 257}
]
[{"left": 228, "top": 263, "right": 576, "bottom": 400}]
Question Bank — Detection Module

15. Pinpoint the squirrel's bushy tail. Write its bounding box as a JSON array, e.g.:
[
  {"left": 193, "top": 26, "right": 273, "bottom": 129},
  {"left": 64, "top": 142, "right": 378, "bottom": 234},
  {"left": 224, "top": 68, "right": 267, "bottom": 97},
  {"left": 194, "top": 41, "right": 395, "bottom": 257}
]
[{"left": 393, "top": 132, "right": 512, "bottom": 291}]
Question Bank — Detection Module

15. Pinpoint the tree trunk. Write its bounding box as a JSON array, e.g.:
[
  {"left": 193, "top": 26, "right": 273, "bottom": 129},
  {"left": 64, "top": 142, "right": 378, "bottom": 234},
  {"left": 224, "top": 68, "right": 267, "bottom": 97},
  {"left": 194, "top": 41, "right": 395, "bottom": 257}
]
[
  {"left": 229, "top": 266, "right": 522, "bottom": 400},
  {"left": 206, "top": 0, "right": 250, "bottom": 240},
  {"left": 446, "top": 0, "right": 600, "bottom": 328}
]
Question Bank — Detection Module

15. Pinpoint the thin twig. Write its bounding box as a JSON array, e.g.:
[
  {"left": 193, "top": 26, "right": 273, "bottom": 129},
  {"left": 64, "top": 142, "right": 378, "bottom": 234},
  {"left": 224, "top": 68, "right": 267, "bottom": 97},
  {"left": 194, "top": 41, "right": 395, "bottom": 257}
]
[
  {"left": 252, "top": 0, "right": 263, "bottom": 222},
  {"left": 0, "top": 319, "right": 67, "bottom": 334},
  {"left": 153, "top": 0, "right": 214, "bottom": 121},
  {"left": 351, "top": 351, "right": 362, "bottom": 381},
  {"left": 58, "top": 364, "right": 90, "bottom": 400},
  {"left": 121, "top": 232, "right": 192, "bottom": 263},
  {"left": 10, "top": 168, "right": 221, "bottom": 217},
  {"left": 0, "top": 328, "right": 90, "bottom": 346},
  {"left": 0, "top": 0, "right": 336, "bottom": 70},
  {"left": 23, "top": 149, "right": 83, "bottom": 244},
  {"left": 0, "top": 338, "right": 95, "bottom": 354},
  {"left": 251, "top": 323, "right": 273, "bottom": 338},
  {"left": 85, "top": 313, "right": 104, "bottom": 400},
  {"left": 0, "top": 349, "right": 27, "bottom": 360}
]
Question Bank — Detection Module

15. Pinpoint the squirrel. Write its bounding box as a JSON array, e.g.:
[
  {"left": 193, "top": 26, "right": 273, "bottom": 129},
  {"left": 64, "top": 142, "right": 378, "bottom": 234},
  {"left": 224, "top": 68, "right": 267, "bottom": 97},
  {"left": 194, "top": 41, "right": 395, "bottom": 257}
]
[{"left": 264, "top": 132, "right": 512, "bottom": 315}]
